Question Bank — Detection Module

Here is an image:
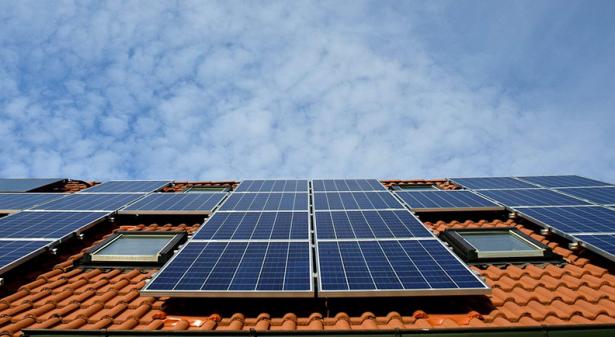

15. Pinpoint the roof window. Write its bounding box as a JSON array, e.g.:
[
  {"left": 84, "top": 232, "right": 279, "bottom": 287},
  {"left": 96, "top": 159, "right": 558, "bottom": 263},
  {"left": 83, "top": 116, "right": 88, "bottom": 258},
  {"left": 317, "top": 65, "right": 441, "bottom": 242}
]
[
  {"left": 392, "top": 184, "right": 437, "bottom": 191},
  {"left": 187, "top": 186, "right": 229, "bottom": 192}
]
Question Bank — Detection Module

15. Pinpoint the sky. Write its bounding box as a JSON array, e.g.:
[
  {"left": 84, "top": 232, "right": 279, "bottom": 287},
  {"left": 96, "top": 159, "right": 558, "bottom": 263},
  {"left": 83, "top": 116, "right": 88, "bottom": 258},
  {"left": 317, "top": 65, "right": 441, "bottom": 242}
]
[{"left": 1, "top": 1, "right": 614, "bottom": 182}]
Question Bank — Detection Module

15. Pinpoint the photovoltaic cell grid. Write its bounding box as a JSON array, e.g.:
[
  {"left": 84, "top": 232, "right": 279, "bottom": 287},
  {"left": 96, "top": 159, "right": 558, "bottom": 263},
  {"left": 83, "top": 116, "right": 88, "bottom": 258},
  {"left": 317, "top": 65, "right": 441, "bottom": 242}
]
[
  {"left": 574, "top": 234, "right": 615, "bottom": 259},
  {"left": 82, "top": 180, "right": 171, "bottom": 193},
  {"left": 396, "top": 190, "right": 501, "bottom": 211},
  {"left": 0, "top": 193, "right": 66, "bottom": 212},
  {"left": 193, "top": 211, "right": 309, "bottom": 240},
  {"left": 33, "top": 193, "right": 144, "bottom": 211},
  {"left": 0, "top": 240, "right": 52, "bottom": 274},
  {"left": 314, "top": 210, "right": 433, "bottom": 240},
  {"left": 476, "top": 189, "right": 589, "bottom": 207},
  {"left": 518, "top": 175, "right": 612, "bottom": 188},
  {"left": 450, "top": 177, "right": 538, "bottom": 190},
  {"left": 313, "top": 192, "right": 404, "bottom": 211},
  {"left": 555, "top": 187, "right": 615, "bottom": 206},
  {"left": 121, "top": 192, "right": 226, "bottom": 214},
  {"left": 0, "top": 178, "right": 65, "bottom": 192},
  {"left": 0, "top": 211, "right": 109, "bottom": 240},
  {"left": 516, "top": 206, "right": 615, "bottom": 234},
  {"left": 317, "top": 239, "right": 488, "bottom": 295},
  {"left": 235, "top": 180, "right": 308, "bottom": 192},
  {"left": 143, "top": 241, "right": 312, "bottom": 296},
  {"left": 312, "top": 179, "right": 386, "bottom": 192},
  {"left": 219, "top": 192, "right": 308, "bottom": 211}
]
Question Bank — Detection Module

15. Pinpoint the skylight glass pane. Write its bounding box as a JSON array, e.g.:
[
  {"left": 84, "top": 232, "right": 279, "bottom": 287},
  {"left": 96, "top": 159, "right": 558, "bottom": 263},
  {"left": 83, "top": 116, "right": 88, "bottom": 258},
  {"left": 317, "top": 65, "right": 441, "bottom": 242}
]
[
  {"left": 461, "top": 232, "right": 537, "bottom": 252},
  {"left": 95, "top": 235, "right": 172, "bottom": 256}
]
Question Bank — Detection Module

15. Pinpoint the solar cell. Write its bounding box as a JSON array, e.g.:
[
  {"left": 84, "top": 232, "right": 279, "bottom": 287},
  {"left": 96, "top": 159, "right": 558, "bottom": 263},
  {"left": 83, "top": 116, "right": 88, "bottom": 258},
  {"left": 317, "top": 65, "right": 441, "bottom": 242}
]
[
  {"left": 312, "top": 179, "right": 386, "bottom": 192},
  {"left": 396, "top": 190, "right": 502, "bottom": 211},
  {"left": 518, "top": 175, "right": 612, "bottom": 188},
  {"left": 516, "top": 206, "right": 615, "bottom": 234},
  {"left": 314, "top": 210, "right": 432, "bottom": 239},
  {"left": 450, "top": 177, "right": 537, "bottom": 190},
  {"left": 476, "top": 189, "right": 589, "bottom": 207},
  {"left": 193, "top": 211, "right": 309, "bottom": 240},
  {"left": 33, "top": 193, "right": 144, "bottom": 211},
  {"left": 0, "top": 178, "right": 65, "bottom": 192},
  {"left": 0, "top": 193, "right": 66, "bottom": 212},
  {"left": 313, "top": 192, "right": 404, "bottom": 211},
  {"left": 0, "top": 211, "right": 108, "bottom": 239},
  {"left": 219, "top": 192, "right": 308, "bottom": 211},
  {"left": 0, "top": 240, "right": 52, "bottom": 274},
  {"left": 317, "top": 239, "right": 488, "bottom": 296},
  {"left": 574, "top": 234, "right": 615, "bottom": 261},
  {"left": 235, "top": 180, "right": 308, "bottom": 192},
  {"left": 142, "top": 241, "right": 313, "bottom": 297},
  {"left": 82, "top": 180, "right": 171, "bottom": 193},
  {"left": 121, "top": 192, "right": 226, "bottom": 214},
  {"left": 555, "top": 187, "right": 615, "bottom": 206}
]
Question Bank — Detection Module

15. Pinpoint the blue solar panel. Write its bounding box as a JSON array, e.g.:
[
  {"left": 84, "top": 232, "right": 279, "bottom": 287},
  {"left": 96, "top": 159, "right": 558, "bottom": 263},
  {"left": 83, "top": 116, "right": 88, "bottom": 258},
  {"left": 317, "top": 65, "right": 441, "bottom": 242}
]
[
  {"left": 83, "top": 180, "right": 170, "bottom": 193},
  {"left": 450, "top": 177, "right": 537, "bottom": 190},
  {"left": 317, "top": 239, "right": 488, "bottom": 295},
  {"left": 518, "top": 175, "right": 612, "bottom": 188},
  {"left": 555, "top": 187, "right": 615, "bottom": 205},
  {"left": 314, "top": 210, "right": 432, "bottom": 239},
  {"left": 0, "top": 193, "right": 66, "bottom": 212},
  {"left": 396, "top": 190, "right": 501, "bottom": 211},
  {"left": 235, "top": 180, "right": 308, "bottom": 192},
  {"left": 313, "top": 192, "right": 404, "bottom": 211},
  {"left": 193, "top": 211, "right": 308, "bottom": 240},
  {"left": 574, "top": 234, "right": 615, "bottom": 259},
  {"left": 0, "top": 211, "right": 108, "bottom": 239},
  {"left": 0, "top": 178, "right": 65, "bottom": 192},
  {"left": 121, "top": 193, "right": 226, "bottom": 214},
  {"left": 0, "top": 240, "right": 51, "bottom": 274},
  {"left": 143, "top": 241, "right": 312, "bottom": 296},
  {"left": 516, "top": 206, "right": 615, "bottom": 234},
  {"left": 312, "top": 179, "right": 386, "bottom": 192},
  {"left": 220, "top": 192, "right": 308, "bottom": 211},
  {"left": 33, "top": 193, "right": 144, "bottom": 211},
  {"left": 477, "top": 189, "right": 589, "bottom": 207}
]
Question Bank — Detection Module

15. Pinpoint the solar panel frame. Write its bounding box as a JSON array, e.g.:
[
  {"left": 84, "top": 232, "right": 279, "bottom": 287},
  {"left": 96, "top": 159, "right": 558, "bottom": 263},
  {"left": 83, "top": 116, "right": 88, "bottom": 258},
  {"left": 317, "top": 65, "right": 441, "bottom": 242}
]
[
  {"left": 476, "top": 189, "right": 590, "bottom": 207},
  {"left": 313, "top": 191, "right": 405, "bottom": 211},
  {"left": 515, "top": 206, "right": 615, "bottom": 237},
  {"left": 554, "top": 187, "right": 615, "bottom": 206},
  {"left": 517, "top": 175, "right": 612, "bottom": 188},
  {"left": 141, "top": 240, "right": 314, "bottom": 298},
  {"left": 395, "top": 190, "right": 503, "bottom": 212},
  {"left": 449, "top": 177, "right": 539, "bottom": 190},
  {"left": 193, "top": 211, "right": 309, "bottom": 241},
  {"left": 33, "top": 193, "right": 145, "bottom": 211},
  {"left": 0, "top": 211, "right": 110, "bottom": 240},
  {"left": 0, "top": 193, "right": 68, "bottom": 213},
  {"left": 573, "top": 234, "right": 615, "bottom": 262},
  {"left": 219, "top": 192, "right": 309, "bottom": 212},
  {"left": 120, "top": 192, "right": 227, "bottom": 215},
  {"left": 0, "top": 239, "right": 53, "bottom": 274},
  {"left": 0, "top": 178, "right": 66, "bottom": 192},
  {"left": 235, "top": 180, "right": 309, "bottom": 193},
  {"left": 312, "top": 179, "right": 387, "bottom": 192},
  {"left": 315, "top": 238, "right": 489, "bottom": 297},
  {"left": 80, "top": 180, "right": 171, "bottom": 193}
]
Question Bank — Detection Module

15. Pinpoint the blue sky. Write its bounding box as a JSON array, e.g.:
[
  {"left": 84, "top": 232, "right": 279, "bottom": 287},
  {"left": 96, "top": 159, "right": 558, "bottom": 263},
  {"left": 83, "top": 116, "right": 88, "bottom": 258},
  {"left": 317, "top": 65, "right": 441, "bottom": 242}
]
[{"left": 1, "top": 1, "right": 614, "bottom": 181}]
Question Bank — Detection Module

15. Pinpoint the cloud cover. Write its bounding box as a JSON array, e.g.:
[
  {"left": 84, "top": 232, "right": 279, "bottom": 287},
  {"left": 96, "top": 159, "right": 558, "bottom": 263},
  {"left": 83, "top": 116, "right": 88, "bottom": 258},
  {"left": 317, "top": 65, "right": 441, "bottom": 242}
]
[{"left": 1, "top": 1, "right": 614, "bottom": 181}]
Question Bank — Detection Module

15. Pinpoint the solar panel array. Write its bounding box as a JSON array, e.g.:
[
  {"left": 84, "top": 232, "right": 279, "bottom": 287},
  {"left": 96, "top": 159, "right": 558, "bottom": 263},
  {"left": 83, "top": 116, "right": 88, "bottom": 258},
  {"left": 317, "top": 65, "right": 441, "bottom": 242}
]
[
  {"left": 395, "top": 190, "right": 502, "bottom": 212},
  {"left": 0, "top": 178, "right": 65, "bottom": 192},
  {"left": 0, "top": 211, "right": 109, "bottom": 240},
  {"left": 220, "top": 192, "right": 308, "bottom": 211},
  {"left": 235, "top": 180, "right": 308, "bottom": 192},
  {"left": 555, "top": 187, "right": 615, "bottom": 206},
  {"left": 476, "top": 189, "right": 589, "bottom": 207},
  {"left": 0, "top": 240, "right": 52, "bottom": 274},
  {"left": 121, "top": 192, "right": 226, "bottom": 214},
  {"left": 312, "top": 179, "right": 386, "bottom": 192},
  {"left": 82, "top": 180, "right": 171, "bottom": 193},
  {"left": 517, "top": 175, "right": 612, "bottom": 188},
  {"left": 34, "top": 193, "right": 144, "bottom": 211},
  {"left": 450, "top": 177, "right": 538, "bottom": 190},
  {"left": 313, "top": 192, "right": 404, "bottom": 211},
  {"left": 0, "top": 193, "right": 66, "bottom": 213},
  {"left": 574, "top": 234, "right": 615, "bottom": 260}
]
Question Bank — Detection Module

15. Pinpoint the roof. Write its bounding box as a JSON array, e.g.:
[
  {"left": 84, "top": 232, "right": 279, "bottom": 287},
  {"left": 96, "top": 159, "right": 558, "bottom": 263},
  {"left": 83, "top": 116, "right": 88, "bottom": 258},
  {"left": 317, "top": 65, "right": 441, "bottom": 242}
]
[{"left": 0, "top": 179, "right": 614, "bottom": 336}]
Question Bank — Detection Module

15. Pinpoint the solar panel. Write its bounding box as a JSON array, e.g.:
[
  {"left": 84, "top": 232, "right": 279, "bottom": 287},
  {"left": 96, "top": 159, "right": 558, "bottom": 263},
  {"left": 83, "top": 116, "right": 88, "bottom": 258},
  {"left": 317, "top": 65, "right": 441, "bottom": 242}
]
[
  {"left": 193, "top": 211, "right": 309, "bottom": 240},
  {"left": 476, "top": 189, "right": 589, "bottom": 207},
  {"left": 0, "top": 211, "right": 109, "bottom": 240},
  {"left": 0, "top": 178, "right": 65, "bottom": 192},
  {"left": 312, "top": 179, "right": 386, "bottom": 192},
  {"left": 0, "top": 240, "right": 52, "bottom": 274},
  {"left": 396, "top": 190, "right": 502, "bottom": 212},
  {"left": 516, "top": 206, "right": 615, "bottom": 234},
  {"left": 574, "top": 234, "right": 615, "bottom": 261},
  {"left": 0, "top": 193, "right": 66, "bottom": 213},
  {"left": 313, "top": 192, "right": 404, "bottom": 211},
  {"left": 450, "top": 177, "right": 537, "bottom": 190},
  {"left": 314, "top": 210, "right": 433, "bottom": 239},
  {"left": 120, "top": 192, "right": 226, "bottom": 214},
  {"left": 82, "top": 180, "right": 171, "bottom": 193},
  {"left": 518, "top": 175, "right": 612, "bottom": 188},
  {"left": 317, "top": 239, "right": 488, "bottom": 296},
  {"left": 33, "top": 193, "right": 144, "bottom": 211},
  {"left": 235, "top": 180, "right": 308, "bottom": 192},
  {"left": 142, "top": 241, "right": 313, "bottom": 297},
  {"left": 555, "top": 187, "right": 615, "bottom": 206},
  {"left": 219, "top": 192, "right": 308, "bottom": 211}
]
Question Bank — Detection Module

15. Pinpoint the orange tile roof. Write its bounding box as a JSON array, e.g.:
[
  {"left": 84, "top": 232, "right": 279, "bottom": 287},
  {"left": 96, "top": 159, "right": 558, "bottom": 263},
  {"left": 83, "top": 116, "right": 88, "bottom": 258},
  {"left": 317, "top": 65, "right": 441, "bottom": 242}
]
[{"left": 0, "top": 179, "right": 614, "bottom": 336}]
